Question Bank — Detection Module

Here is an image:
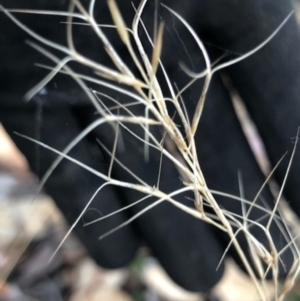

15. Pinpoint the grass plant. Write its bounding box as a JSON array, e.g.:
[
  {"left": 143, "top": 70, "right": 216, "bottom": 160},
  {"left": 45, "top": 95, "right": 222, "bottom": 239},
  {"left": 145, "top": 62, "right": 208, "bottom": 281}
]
[{"left": 0, "top": 1, "right": 299, "bottom": 300}]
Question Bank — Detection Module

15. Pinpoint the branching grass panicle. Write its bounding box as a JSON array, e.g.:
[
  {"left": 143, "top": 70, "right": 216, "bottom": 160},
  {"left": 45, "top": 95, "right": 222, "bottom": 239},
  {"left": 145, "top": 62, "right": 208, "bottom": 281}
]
[{"left": 0, "top": 1, "right": 299, "bottom": 300}]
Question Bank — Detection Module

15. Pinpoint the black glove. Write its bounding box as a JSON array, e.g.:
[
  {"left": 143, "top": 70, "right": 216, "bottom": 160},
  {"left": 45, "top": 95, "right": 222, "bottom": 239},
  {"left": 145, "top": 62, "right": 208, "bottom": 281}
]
[{"left": 0, "top": 0, "right": 299, "bottom": 293}]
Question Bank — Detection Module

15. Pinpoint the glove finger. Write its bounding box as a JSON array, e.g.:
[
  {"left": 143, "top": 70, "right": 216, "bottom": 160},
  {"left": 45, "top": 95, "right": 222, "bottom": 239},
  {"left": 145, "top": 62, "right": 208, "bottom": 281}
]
[
  {"left": 226, "top": 14, "right": 300, "bottom": 216},
  {"left": 75, "top": 100, "right": 225, "bottom": 292},
  {"left": 0, "top": 97, "right": 139, "bottom": 268}
]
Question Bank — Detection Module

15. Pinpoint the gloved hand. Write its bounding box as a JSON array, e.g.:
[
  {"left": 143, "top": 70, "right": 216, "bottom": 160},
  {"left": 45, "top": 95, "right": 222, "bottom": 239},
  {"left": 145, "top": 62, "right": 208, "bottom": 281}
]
[{"left": 0, "top": 0, "right": 300, "bottom": 294}]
